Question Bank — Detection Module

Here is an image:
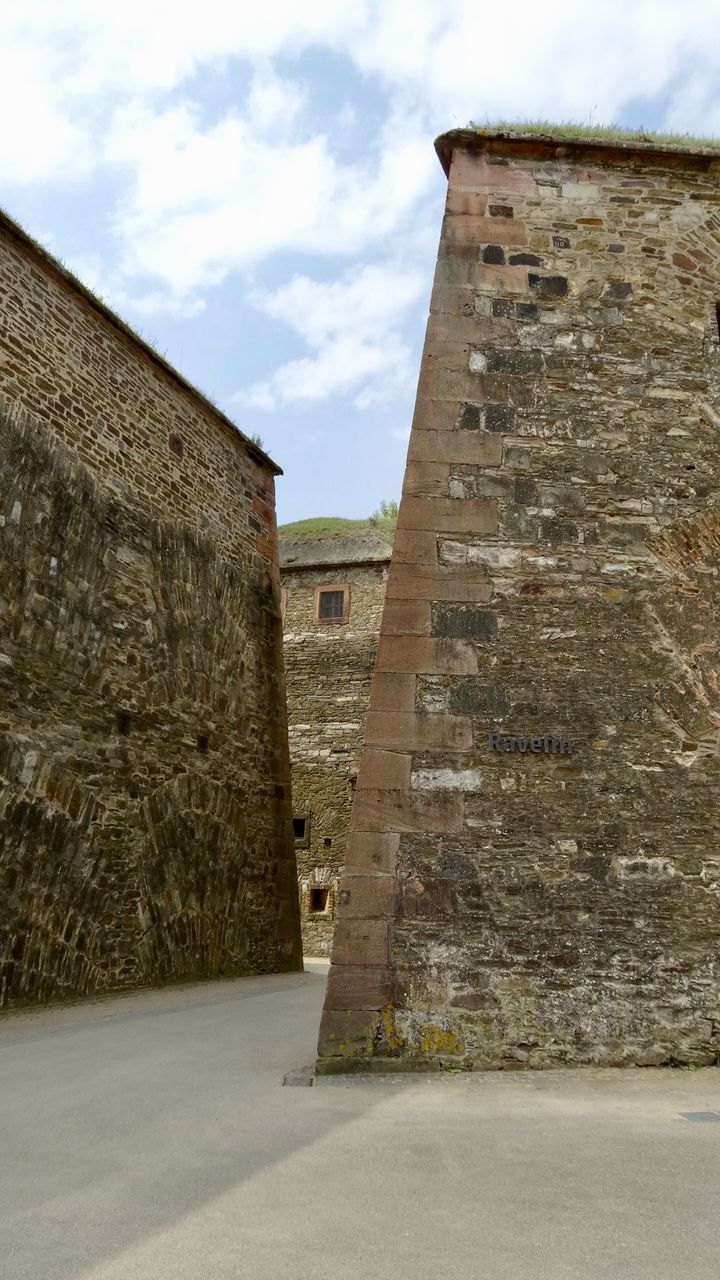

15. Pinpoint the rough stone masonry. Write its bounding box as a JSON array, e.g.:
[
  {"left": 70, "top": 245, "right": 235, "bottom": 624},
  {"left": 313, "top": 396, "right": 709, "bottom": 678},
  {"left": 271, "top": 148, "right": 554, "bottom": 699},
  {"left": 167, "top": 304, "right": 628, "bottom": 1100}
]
[
  {"left": 317, "top": 128, "right": 720, "bottom": 1072},
  {"left": 0, "top": 211, "right": 302, "bottom": 1006},
  {"left": 280, "top": 533, "right": 391, "bottom": 955}
]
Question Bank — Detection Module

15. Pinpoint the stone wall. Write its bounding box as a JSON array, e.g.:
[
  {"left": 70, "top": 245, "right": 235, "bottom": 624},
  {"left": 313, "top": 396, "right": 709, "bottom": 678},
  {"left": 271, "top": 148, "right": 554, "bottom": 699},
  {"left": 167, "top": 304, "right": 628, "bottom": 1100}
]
[
  {"left": 281, "top": 550, "right": 389, "bottom": 955},
  {"left": 317, "top": 130, "right": 720, "bottom": 1073},
  {"left": 0, "top": 214, "right": 302, "bottom": 1006}
]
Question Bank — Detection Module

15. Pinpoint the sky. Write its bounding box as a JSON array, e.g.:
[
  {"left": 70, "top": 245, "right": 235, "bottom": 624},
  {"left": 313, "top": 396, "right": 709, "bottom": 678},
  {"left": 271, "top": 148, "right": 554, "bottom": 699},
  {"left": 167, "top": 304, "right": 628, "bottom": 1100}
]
[{"left": 4, "top": 1, "right": 720, "bottom": 525}]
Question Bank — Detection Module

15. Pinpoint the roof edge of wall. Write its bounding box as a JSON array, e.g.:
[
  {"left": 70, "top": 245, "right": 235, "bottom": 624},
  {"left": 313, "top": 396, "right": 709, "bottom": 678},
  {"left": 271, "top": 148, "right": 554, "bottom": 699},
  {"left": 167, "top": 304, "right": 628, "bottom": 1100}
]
[
  {"left": 434, "top": 127, "right": 720, "bottom": 179},
  {"left": 0, "top": 207, "right": 282, "bottom": 477}
]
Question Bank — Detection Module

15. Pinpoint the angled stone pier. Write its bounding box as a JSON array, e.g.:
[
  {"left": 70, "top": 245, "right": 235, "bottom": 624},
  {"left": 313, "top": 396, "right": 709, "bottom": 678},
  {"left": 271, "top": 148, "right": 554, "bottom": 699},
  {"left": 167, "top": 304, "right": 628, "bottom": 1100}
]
[{"left": 317, "top": 128, "right": 720, "bottom": 1072}]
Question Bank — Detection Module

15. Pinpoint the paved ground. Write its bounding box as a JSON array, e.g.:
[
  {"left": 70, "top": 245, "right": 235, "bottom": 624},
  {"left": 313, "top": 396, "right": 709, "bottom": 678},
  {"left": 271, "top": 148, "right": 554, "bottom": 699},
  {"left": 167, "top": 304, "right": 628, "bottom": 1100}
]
[{"left": 2, "top": 960, "right": 719, "bottom": 1280}]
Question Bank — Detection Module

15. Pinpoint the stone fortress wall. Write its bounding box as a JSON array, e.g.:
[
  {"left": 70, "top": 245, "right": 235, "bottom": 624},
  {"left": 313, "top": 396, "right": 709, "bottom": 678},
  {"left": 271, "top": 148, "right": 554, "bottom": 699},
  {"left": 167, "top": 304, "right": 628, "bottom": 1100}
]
[
  {"left": 280, "top": 536, "right": 391, "bottom": 955},
  {"left": 0, "top": 211, "right": 302, "bottom": 1006},
  {"left": 317, "top": 129, "right": 720, "bottom": 1073}
]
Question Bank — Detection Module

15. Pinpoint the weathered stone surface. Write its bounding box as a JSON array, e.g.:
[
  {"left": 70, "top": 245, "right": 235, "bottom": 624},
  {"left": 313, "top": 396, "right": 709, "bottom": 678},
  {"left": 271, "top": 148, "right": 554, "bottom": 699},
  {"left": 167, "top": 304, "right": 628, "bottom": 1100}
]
[
  {"left": 281, "top": 545, "right": 390, "bottom": 955},
  {"left": 0, "top": 405, "right": 301, "bottom": 1007},
  {"left": 317, "top": 129, "right": 720, "bottom": 1075}
]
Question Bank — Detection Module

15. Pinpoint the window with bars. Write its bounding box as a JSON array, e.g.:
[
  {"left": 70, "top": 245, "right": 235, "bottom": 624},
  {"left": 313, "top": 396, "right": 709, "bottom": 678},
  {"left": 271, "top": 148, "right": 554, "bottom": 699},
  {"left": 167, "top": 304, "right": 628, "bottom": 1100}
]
[{"left": 313, "top": 583, "right": 350, "bottom": 624}]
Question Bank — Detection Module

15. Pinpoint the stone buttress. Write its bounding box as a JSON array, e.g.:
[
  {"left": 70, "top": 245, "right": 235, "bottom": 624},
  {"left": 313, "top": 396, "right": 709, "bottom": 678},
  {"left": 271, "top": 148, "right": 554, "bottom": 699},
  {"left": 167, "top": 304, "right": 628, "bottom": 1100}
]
[{"left": 316, "top": 129, "right": 720, "bottom": 1072}]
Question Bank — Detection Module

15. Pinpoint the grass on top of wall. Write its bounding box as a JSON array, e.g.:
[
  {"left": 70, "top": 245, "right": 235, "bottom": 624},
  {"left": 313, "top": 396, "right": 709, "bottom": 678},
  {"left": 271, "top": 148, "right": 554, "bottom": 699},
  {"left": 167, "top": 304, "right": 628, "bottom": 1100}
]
[{"left": 466, "top": 120, "right": 720, "bottom": 150}]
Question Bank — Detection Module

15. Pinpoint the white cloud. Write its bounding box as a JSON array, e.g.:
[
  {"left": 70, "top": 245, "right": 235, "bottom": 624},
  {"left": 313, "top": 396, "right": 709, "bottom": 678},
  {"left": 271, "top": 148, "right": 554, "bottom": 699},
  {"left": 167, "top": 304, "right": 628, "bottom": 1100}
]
[
  {"left": 238, "top": 264, "right": 426, "bottom": 409},
  {"left": 6, "top": 0, "right": 720, "bottom": 303}
]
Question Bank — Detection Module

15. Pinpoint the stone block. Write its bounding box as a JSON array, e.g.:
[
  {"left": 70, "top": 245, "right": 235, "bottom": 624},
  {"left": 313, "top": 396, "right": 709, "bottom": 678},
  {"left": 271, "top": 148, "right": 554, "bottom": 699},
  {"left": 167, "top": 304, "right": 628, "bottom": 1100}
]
[
  {"left": 344, "top": 831, "right": 401, "bottom": 874},
  {"left": 392, "top": 529, "right": 439, "bottom": 564},
  {"left": 450, "top": 152, "right": 538, "bottom": 193},
  {"left": 402, "top": 462, "right": 451, "bottom": 497},
  {"left": 442, "top": 215, "right": 528, "bottom": 246},
  {"left": 432, "top": 604, "right": 498, "bottom": 641},
  {"left": 336, "top": 874, "right": 396, "bottom": 918},
  {"left": 356, "top": 749, "right": 412, "bottom": 790},
  {"left": 385, "top": 563, "right": 491, "bottom": 603},
  {"left": 316, "top": 1008, "right": 380, "bottom": 1058},
  {"left": 380, "top": 598, "right": 432, "bottom": 636},
  {"left": 400, "top": 496, "right": 498, "bottom": 535},
  {"left": 376, "top": 635, "right": 478, "bottom": 675},
  {"left": 331, "top": 918, "right": 390, "bottom": 966},
  {"left": 410, "top": 397, "right": 464, "bottom": 433},
  {"left": 351, "top": 789, "right": 465, "bottom": 834},
  {"left": 364, "top": 711, "right": 472, "bottom": 752},
  {"left": 407, "top": 430, "right": 503, "bottom": 466},
  {"left": 369, "top": 672, "right": 417, "bottom": 714},
  {"left": 323, "top": 964, "right": 393, "bottom": 1009}
]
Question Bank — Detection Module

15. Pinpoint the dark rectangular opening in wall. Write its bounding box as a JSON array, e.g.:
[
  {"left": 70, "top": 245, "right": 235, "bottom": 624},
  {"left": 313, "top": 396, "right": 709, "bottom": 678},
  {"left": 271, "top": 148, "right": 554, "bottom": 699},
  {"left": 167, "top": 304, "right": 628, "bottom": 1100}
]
[
  {"left": 116, "top": 710, "right": 132, "bottom": 736},
  {"left": 293, "top": 817, "right": 308, "bottom": 846},
  {"left": 196, "top": 734, "right": 209, "bottom": 754},
  {"left": 323, "top": 837, "right": 332, "bottom": 847},
  {"left": 309, "top": 887, "right": 329, "bottom": 914}
]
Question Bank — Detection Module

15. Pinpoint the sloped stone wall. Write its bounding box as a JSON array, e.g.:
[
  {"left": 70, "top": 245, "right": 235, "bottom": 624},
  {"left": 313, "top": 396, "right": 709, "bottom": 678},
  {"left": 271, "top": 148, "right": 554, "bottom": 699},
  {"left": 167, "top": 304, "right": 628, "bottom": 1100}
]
[
  {"left": 317, "top": 132, "right": 720, "bottom": 1073},
  {"left": 0, "top": 217, "right": 301, "bottom": 1006}
]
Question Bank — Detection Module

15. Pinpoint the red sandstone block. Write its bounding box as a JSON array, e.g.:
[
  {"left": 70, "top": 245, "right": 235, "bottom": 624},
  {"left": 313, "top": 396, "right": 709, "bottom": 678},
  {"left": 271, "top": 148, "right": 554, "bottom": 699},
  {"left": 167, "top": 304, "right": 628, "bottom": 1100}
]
[
  {"left": 473, "top": 264, "right": 530, "bottom": 291},
  {"left": 400, "top": 496, "right": 498, "bottom": 534},
  {"left": 336, "top": 874, "right": 396, "bottom": 918},
  {"left": 446, "top": 189, "right": 488, "bottom": 216},
  {"left": 407, "top": 430, "right": 502, "bottom": 466},
  {"left": 392, "top": 529, "right": 439, "bottom": 563},
  {"left": 442, "top": 215, "right": 528, "bottom": 246},
  {"left": 376, "top": 635, "right": 477, "bottom": 675},
  {"left": 450, "top": 152, "right": 537, "bottom": 194},
  {"left": 253, "top": 495, "right": 274, "bottom": 525},
  {"left": 384, "top": 563, "right": 491, "bottom": 603},
  {"left": 364, "top": 711, "right": 472, "bottom": 752},
  {"left": 255, "top": 534, "right": 277, "bottom": 563},
  {"left": 421, "top": 342, "right": 471, "bottom": 374},
  {"left": 351, "top": 788, "right": 465, "bottom": 835},
  {"left": 432, "top": 257, "right": 529, "bottom": 293},
  {"left": 324, "top": 965, "right": 393, "bottom": 1010},
  {"left": 380, "top": 598, "right": 432, "bottom": 636},
  {"left": 410, "top": 398, "right": 463, "bottom": 433},
  {"left": 331, "top": 918, "right": 389, "bottom": 967},
  {"left": 429, "top": 285, "right": 478, "bottom": 317},
  {"left": 344, "top": 830, "right": 401, "bottom": 874},
  {"left": 402, "top": 462, "right": 450, "bottom": 497},
  {"left": 426, "top": 313, "right": 515, "bottom": 345},
  {"left": 415, "top": 362, "right": 477, "bottom": 401},
  {"left": 356, "top": 749, "right": 413, "bottom": 790},
  {"left": 368, "top": 672, "right": 417, "bottom": 714},
  {"left": 316, "top": 1008, "right": 380, "bottom": 1057}
]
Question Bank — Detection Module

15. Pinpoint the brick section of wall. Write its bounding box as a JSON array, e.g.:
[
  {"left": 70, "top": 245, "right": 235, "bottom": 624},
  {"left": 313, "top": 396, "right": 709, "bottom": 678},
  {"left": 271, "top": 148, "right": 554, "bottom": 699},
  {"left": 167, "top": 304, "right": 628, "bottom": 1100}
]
[
  {"left": 281, "top": 560, "right": 388, "bottom": 956},
  {"left": 0, "top": 224, "right": 302, "bottom": 1006},
  {"left": 317, "top": 134, "right": 720, "bottom": 1073}
]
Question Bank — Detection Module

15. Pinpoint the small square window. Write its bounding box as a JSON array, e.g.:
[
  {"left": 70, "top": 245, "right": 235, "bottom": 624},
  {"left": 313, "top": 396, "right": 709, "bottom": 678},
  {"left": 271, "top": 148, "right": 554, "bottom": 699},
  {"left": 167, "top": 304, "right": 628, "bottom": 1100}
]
[
  {"left": 293, "top": 816, "right": 309, "bottom": 847},
  {"left": 196, "top": 734, "right": 209, "bottom": 754},
  {"left": 168, "top": 432, "right": 184, "bottom": 458},
  {"left": 319, "top": 590, "right": 344, "bottom": 619},
  {"left": 309, "top": 887, "right": 330, "bottom": 914},
  {"left": 313, "top": 583, "right": 350, "bottom": 625}
]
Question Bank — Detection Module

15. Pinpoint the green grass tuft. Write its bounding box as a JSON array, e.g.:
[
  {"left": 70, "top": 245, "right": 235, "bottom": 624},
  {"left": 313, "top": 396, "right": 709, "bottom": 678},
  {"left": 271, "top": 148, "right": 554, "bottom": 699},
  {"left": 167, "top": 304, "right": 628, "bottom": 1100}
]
[{"left": 466, "top": 119, "right": 720, "bottom": 151}]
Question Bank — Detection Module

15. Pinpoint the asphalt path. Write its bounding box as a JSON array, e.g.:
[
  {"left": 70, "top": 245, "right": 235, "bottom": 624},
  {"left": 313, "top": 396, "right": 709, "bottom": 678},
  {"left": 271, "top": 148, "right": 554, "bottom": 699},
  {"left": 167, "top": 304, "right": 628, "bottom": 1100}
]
[{"left": 2, "top": 959, "right": 719, "bottom": 1280}]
